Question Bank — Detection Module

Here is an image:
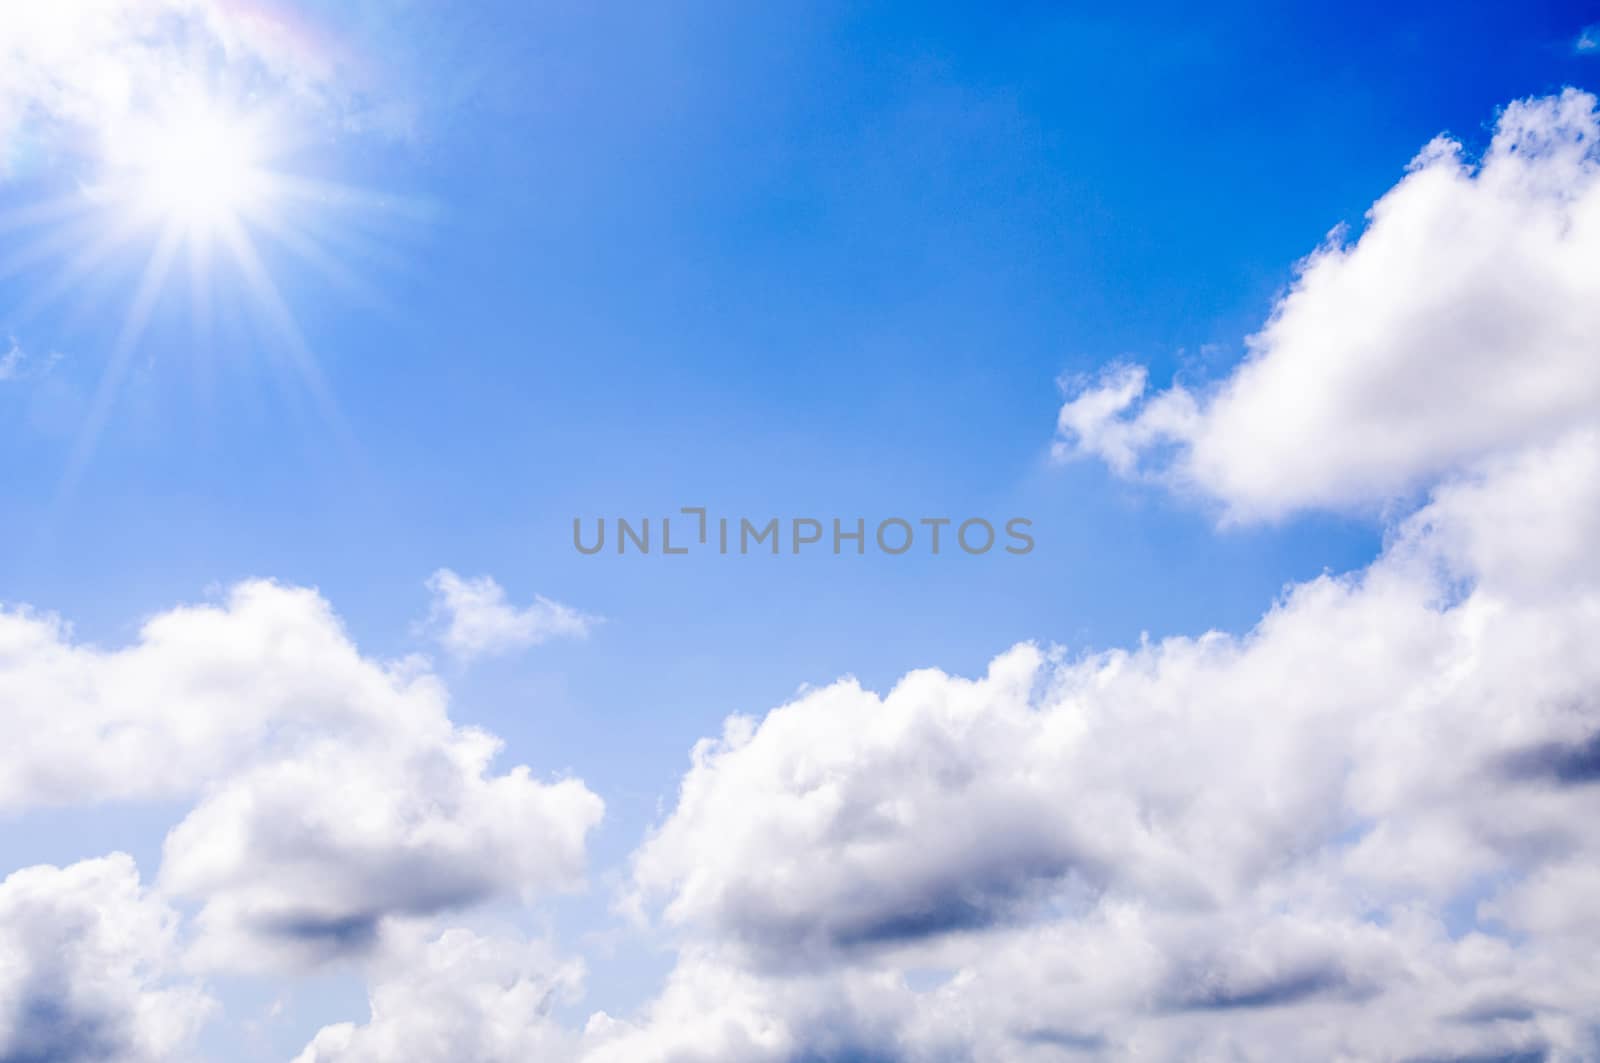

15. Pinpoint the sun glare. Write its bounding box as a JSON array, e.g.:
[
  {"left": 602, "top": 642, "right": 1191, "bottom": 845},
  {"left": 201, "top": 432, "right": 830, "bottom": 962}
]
[
  {"left": 1, "top": 86, "right": 421, "bottom": 499},
  {"left": 122, "top": 102, "right": 268, "bottom": 228}
]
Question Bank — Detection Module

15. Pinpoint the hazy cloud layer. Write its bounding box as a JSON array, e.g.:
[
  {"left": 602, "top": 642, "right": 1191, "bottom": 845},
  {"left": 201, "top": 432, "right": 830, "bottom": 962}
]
[{"left": 1, "top": 1, "right": 335, "bottom": 148}]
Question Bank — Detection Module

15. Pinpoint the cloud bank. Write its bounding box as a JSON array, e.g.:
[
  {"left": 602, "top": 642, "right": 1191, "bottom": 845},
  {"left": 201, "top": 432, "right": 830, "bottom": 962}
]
[
  {"left": 589, "top": 93, "right": 1600, "bottom": 1062},
  {"left": 602, "top": 432, "right": 1600, "bottom": 1058}
]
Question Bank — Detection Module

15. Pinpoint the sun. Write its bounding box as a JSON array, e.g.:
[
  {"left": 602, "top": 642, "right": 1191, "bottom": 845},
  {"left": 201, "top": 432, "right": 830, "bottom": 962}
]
[
  {"left": 1, "top": 86, "right": 421, "bottom": 499},
  {"left": 113, "top": 99, "right": 271, "bottom": 230},
  {"left": 136, "top": 107, "right": 266, "bottom": 226}
]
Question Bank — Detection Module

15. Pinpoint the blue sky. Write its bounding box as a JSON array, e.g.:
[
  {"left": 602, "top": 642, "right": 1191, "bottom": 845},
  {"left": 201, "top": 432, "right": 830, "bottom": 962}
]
[
  {"left": 3, "top": 2, "right": 1600, "bottom": 1061},
  {"left": 6, "top": 0, "right": 1588, "bottom": 801}
]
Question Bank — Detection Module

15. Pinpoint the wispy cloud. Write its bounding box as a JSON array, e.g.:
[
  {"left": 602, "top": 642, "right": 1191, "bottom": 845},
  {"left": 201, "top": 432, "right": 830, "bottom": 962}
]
[
  {"left": 0, "top": 337, "right": 59, "bottom": 383},
  {"left": 1577, "top": 24, "right": 1599, "bottom": 53}
]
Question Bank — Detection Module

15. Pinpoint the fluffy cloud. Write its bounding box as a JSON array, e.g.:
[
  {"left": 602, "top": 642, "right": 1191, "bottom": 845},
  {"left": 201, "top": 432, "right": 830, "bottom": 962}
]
[
  {"left": 602, "top": 93, "right": 1600, "bottom": 1061},
  {"left": 0, "top": 854, "right": 212, "bottom": 1063},
  {"left": 1055, "top": 90, "right": 1600, "bottom": 522},
  {"left": 293, "top": 924, "right": 583, "bottom": 1063},
  {"left": 162, "top": 726, "right": 601, "bottom": 970},
  {"left": 0, "top": 580, "right": 603, "bottom": 969},
  {"left": 0, "top": 581, "right": 435, "bottom": 809},
  {"left": 608, "top": 428, "right": 1600, "bottom": 1060},
  {"left": 425, "top": 569, "right": 596, "bottom": 661}
]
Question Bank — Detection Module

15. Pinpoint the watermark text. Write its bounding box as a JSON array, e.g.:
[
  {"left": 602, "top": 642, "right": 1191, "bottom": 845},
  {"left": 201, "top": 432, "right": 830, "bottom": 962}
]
[{"left": 573, "top": 509, "right": 1034, "bottom": 556}]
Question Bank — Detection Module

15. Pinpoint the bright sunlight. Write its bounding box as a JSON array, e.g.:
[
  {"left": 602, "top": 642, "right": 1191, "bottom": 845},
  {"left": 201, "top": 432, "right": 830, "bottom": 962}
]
[{"left": 110, "top": 99, "right": 271, "bottom": 229}]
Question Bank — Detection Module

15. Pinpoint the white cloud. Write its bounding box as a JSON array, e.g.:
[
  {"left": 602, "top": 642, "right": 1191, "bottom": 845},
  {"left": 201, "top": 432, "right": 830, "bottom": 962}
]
[
  {"left": 426, "top": 569, "right": 596, "bottom": 662},
  {"left": 605, "top": 430, "right": 1600, "bottom": 1059},
  {"left": 0, "top": 579, "right": 604, "bottom": 970},
  {"left": 598, "top": 93, "right": 1600, "bottom": 1061},
  {"left": 0, "top": 854, "right": 212, "bottom": 1063},
  {"left": 0, "top": 337, "right": 58, "bottom": 383},
  {"left": 1055, "top": 90, "right": 1600, "bottom": 522},
  {"left": 4, "top": 86, "right": 1598, "bottom": 1062},
  {"left": 293, "top": 923, "right": 584, "bottom": 1063},
  {"left": 162, "top": 729, "right": 602, "bottom": 971},
  {"left": 0, "top": 339, "right": 20, "bottom": 381},
  {"left": 0, "top": 580, "right": 437, "bottom": 809}
]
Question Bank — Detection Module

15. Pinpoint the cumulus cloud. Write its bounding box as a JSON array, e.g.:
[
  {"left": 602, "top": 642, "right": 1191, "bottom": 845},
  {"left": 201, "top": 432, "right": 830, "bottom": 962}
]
[
  {"left": 426, "top": 569, "right": 596, "bottom": 661},
  {"left": 0, "top": 854, "right": 212, "bottom": 1063},
  {"left": 607, "top": 428, "right": 1600, "bottom": 1060},
  {"left": 162, "top": 729, "right": 602, "bottom": 970},
  {"left": 1054, "top": 89, "right": 1600, "bottom": 522},
  {"left": 599, "top": 93, "right": 1600, "bottom": 1061},
  {"left": 293, "top": 923, "right": 584, "bottom": 1063},
  {"left": 0, "top": 579, "right": 603, "bottom": 969},
  {"left": 0, "top": 580, "right": 434, "bottom": 809}
]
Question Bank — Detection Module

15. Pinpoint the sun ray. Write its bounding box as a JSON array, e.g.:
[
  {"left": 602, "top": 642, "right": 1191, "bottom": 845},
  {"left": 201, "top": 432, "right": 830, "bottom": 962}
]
[
  {"left": 8, "top": 211, "right": 151, "bottom": 328},
  {"left": 245, "top": 209, "right": 394, "bottom": 313},
  {"left": 0, "top": 190, "right": 100, "bottom": 237},
  {"left": 215, "top": 214, "right": 356, "bottom": 457},
  {"left": 56, "top": 221, "right": 186, "bottom": 503}
]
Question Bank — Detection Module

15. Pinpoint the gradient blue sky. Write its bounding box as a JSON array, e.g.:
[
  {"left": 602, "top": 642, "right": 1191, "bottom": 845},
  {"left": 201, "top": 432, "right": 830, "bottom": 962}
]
[{"left": 2, "top": 1, "right": 1598, "bottom": 1057}]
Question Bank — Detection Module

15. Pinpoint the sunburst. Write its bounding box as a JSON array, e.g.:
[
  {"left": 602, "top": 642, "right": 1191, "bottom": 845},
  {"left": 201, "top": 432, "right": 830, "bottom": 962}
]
[
  {"left": 109, "top": 96, "right": 272, "bottom": 231},
  {"left": 0, "top": 89, "right": 420, "bottom": 499}
]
